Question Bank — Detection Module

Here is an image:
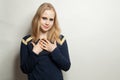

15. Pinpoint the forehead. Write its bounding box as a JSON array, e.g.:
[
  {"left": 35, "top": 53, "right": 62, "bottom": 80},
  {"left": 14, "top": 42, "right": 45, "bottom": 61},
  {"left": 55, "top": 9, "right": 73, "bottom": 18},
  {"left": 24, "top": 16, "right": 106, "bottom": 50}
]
[{"left": 42, "top": 10, "right": 55, "bottom": 18}]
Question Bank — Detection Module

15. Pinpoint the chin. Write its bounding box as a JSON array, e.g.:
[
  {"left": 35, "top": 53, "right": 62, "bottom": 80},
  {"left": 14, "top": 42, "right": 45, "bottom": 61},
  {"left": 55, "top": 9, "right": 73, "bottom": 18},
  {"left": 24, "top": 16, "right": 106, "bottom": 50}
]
[
  {"left": 41, "top": 29, "right": 49, "bottom": 33},
  {"left": 40, "top": 28, "right": 49, "bottom": 32}
]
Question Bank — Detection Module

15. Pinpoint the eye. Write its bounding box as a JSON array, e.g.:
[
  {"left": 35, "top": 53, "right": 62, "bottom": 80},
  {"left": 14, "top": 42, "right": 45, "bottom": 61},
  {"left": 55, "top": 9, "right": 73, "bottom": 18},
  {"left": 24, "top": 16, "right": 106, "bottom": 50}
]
[
  {"left": 42, "top": 17, "right": 47, "bottom": 20},
  {"left": 49, "top": 18, "right": 54, "bottom": 21}
]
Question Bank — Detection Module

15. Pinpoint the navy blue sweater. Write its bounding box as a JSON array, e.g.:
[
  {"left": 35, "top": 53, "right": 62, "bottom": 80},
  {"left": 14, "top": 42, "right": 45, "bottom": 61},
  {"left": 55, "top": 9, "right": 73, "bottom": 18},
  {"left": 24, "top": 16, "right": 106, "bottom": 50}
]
[{"left": 20, "top": 35, "right": 71, "bottom": 80}]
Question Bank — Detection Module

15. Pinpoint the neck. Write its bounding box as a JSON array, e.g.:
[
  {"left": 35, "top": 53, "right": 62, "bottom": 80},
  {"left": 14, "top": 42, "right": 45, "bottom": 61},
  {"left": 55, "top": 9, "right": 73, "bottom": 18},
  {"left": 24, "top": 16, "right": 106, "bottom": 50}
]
[{"left": 39, "top": 32, "right": 48, "bottom": 39}]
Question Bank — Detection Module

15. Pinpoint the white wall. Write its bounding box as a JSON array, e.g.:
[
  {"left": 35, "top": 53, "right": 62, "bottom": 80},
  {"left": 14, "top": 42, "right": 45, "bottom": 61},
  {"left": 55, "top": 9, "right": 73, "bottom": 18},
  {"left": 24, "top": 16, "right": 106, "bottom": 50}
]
[{"left": 0, "top": 0, "right": 120, "bottom": 80}]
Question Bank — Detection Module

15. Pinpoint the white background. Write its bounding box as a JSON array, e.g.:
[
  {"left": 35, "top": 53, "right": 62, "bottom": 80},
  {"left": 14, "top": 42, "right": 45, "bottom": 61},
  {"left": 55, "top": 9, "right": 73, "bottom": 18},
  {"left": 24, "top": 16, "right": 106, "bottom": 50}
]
[{"left": 0, "top": 0, "right": 120, "bottom": 80}]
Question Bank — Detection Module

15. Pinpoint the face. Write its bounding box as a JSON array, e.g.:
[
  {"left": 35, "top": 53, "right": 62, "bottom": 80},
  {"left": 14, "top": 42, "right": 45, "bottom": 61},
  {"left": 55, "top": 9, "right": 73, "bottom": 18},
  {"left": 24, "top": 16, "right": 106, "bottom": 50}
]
[{"left": 39, "top": 10, "right": 55, "bottom": 33}]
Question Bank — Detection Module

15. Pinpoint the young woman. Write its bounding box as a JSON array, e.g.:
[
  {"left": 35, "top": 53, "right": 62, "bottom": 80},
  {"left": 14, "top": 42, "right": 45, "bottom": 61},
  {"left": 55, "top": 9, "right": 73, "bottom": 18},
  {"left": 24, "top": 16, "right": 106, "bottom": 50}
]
[{"left": 20, "top": 2, "right": 71, "bottom": 80}]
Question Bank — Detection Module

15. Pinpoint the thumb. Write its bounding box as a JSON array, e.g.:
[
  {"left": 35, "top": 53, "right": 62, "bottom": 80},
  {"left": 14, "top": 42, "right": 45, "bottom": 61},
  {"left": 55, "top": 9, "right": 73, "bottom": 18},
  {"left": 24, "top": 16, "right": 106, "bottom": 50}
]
[
  {"left": 54, "top": 40, "right": 57, "bottom": 45},
  {"left": 31, "top": 42, "right": 35, "bottom": 46}
]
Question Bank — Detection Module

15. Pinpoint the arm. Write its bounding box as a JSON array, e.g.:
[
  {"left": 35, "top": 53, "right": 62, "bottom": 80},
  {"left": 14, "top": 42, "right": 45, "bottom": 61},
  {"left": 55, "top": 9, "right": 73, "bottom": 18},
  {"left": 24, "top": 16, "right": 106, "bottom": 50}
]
[
  {"left": 20, "top": 37, "right": 39, "bottom": 74},
  {"left": 50, "top": 37, "right": 71, "bottom": 71}
]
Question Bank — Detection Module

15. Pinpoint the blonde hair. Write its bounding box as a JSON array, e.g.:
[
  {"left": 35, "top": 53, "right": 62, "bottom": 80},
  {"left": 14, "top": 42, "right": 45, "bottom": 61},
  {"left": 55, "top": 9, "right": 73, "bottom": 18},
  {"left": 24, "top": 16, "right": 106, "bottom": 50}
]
[{"left": 31, "top": 2, "right": 61, "bottom": 43}]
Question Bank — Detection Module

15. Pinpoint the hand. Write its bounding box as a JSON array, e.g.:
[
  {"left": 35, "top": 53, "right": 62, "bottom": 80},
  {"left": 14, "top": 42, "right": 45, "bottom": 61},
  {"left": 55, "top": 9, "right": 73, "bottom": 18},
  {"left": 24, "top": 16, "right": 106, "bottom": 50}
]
[
  {"left": 31, "top": 41, "right": 43, "bottom": 55},
  {"left": 40, "top": 39, "right": 57, "bottom": 52}
]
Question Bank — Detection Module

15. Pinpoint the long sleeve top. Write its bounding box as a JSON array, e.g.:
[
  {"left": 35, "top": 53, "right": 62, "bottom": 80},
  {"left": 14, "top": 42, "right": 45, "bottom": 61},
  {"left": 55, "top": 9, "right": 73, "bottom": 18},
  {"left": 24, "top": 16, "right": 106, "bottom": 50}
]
[{"left": 20, "top": 35, "right": 71, "bottom": 80}]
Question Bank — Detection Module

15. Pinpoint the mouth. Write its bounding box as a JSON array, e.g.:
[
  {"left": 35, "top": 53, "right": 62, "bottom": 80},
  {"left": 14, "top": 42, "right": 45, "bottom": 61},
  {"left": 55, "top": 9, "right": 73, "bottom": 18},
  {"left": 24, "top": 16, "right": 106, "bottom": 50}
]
[{"left": 43, "top": 25, "right": 49, "bottom": 29}]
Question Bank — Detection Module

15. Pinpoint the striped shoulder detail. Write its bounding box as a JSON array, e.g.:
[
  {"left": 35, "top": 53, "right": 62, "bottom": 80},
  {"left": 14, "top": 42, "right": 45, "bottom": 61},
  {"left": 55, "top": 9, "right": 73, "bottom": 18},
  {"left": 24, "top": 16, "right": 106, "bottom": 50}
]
[
  {"left": 59, "top": 35, "right": 66, "bottom": 45},
  {"left": 22, "top": 36, "right": 32, "bottom": 45},
  {"left": 22, "top": 39, "right": 27, "bottom": 45}
]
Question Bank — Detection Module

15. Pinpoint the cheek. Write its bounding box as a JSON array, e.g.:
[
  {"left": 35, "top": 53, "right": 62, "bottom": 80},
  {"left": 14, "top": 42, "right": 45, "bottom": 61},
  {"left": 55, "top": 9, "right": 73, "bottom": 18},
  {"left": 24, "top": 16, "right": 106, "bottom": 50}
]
[
  {"left": 50, "top": 21, "right": 54, "bottom": 26},
  {"left": 40, "top": 20, "right": 45, "bottom": 24}
]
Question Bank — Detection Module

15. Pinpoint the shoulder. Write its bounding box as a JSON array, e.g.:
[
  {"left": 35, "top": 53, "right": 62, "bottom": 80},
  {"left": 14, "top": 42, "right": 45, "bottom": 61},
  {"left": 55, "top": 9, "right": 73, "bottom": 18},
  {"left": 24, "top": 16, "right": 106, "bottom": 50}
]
[
  {"left": 59, "top": 34, "right": 66, "bottom": 45},
  {"left": 21, "top": 34, "right": 33, "bottom": 45}
]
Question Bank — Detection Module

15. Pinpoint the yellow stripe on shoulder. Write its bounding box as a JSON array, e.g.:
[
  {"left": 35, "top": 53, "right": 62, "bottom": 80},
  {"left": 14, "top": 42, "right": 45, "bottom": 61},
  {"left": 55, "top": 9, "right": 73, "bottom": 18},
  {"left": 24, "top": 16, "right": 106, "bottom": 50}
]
[
  {"left": 59, "top": 37, "right": 65, "bottom": 45},
  {"left": 22, "top": 39, "right": 27, "bottom": 45},
  {"left": 22, "top": 36, "right": 32, "bottom": 45},
  {"left": 26, "top": 37, "right": 32, "bottom": 43}
]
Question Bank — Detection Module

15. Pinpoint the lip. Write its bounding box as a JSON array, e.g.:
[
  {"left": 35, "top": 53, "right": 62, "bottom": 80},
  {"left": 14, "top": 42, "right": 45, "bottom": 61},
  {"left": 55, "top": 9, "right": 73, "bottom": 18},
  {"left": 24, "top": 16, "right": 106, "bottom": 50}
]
[{"left": 43, "top": 26, "right": 49, "bottom": 29}]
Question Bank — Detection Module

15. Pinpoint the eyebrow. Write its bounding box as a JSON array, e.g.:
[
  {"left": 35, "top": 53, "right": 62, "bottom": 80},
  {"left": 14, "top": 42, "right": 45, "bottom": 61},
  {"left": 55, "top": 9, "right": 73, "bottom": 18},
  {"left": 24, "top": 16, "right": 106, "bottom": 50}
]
[
  {"left": 49, "top": 18, "right": 54, "bottom": 21},
  {"left": 42, "top": 17, "right": 54, "bottom": 20},
  {"left": 42, "top": 17, "right": 47, "bottom": 19}
]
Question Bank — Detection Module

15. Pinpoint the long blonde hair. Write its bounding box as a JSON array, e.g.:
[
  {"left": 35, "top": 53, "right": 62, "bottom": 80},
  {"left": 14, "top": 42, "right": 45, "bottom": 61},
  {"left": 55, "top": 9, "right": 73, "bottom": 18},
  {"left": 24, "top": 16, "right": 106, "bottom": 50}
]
[{"left": 31, "top": 2, "right": 61, "bottom": 43}]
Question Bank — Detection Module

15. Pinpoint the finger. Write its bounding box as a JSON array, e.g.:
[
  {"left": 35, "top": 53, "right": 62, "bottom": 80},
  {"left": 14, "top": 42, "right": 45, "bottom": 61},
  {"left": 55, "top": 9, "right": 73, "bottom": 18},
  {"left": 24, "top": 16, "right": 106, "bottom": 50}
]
[
  {"left": 42, "top": 38, "right": 49, "bottom": 44},
  {"left": 40, "top": 39, "right": 48, "bottom": 45},
  {"left": 53, "top": 40, "right": 56, "bottom": 44},
  {"left": 39, "top": 41, "right": 46, "bottom": 46},
  {"left": 39, "top": 43, "right": 44, "bottom": 49},
  {"left": 40, "top": 43, "right": 47, "bottom": 50},
  {"left": 40, "top": 41, "right": 47, "bottom": 48},
  {"left": 31, "top": 42, "right": 35, "bottom": 46}
]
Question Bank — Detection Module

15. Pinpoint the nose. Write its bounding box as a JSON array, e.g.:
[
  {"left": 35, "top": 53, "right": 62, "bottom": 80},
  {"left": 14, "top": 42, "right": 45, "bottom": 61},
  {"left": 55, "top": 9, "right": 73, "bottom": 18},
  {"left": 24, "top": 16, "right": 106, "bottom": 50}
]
[{"left": 46, "top": 20, "right": 50, "bottom": 25}]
